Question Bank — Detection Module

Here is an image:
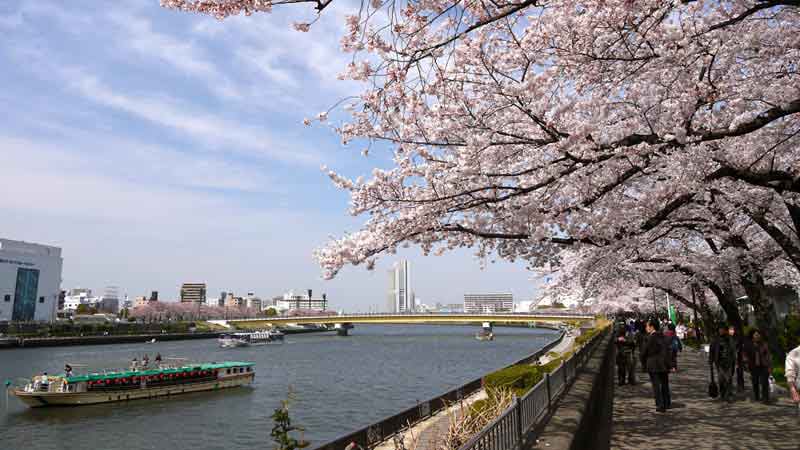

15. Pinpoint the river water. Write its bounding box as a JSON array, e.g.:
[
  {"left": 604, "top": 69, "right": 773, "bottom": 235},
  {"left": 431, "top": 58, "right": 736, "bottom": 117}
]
[{"left": 0, "top": 325, "right": 557, "bottom": 450}]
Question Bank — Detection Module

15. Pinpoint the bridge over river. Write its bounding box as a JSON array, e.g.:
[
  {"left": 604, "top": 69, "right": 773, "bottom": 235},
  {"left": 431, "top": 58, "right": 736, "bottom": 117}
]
[{"left": 224, "top": 312, "right": 595, "bottom": 335}]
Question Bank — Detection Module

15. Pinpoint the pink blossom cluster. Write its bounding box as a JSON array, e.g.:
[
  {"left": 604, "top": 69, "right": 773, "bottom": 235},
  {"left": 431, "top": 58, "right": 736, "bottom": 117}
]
[
  {"left": 160, "top": 0, "right": 273, "bottom": 19},
  {"left": 130, "top": 302, "right": 263, "bottom": 320}
]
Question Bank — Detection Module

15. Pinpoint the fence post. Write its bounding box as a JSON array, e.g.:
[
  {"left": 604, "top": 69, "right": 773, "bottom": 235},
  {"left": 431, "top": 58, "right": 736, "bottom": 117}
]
[
  {"left": 515, "top": 395, "right": 523, "bottom": 450},
  {"left": 546, "top": 372, "right": 552, "bottom": 411}
]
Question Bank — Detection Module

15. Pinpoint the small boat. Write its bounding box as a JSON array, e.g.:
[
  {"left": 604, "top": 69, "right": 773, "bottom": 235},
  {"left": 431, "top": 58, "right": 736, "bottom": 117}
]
[
  {"left": 10, "top": 361, "right": 255, "bottom": 407},
  {"left": 475, "top": 329, "right": 494, "bottom": 341},
  {"left": 218, "top": 330, "right": 284, "bottom": 348}
]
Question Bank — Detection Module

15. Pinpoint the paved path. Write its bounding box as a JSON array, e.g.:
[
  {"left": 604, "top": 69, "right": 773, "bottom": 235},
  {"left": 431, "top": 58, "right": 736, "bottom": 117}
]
[{"left": 611, "top": 348, "right": 800, "bottom": 450}]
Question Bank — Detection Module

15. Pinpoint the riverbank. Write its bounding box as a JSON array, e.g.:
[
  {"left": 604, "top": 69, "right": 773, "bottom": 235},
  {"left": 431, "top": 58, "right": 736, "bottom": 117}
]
[{"left": 0, "top": 327, "right": 333, "bottom": 349}]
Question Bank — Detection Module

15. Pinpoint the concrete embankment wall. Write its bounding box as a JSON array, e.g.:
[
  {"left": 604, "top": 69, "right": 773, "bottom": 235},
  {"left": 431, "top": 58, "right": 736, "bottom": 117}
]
[
  {"left": 0, "top": 332, "right": 223, "bottom": 348},
  {"left": 531, "top": 333, "right": 614, "bottom": 450},
  {"left": 0, "top": 327, "right": 332, "bottom": 349}
]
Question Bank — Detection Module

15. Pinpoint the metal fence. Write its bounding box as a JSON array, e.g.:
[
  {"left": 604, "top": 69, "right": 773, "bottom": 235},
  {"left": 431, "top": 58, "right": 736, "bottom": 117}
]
[
  {"left": 311, "top": 331, "right": 568, "bottom": 450},
  {"left": 458, "top": 330, "right": 608, "bottom": 450}
]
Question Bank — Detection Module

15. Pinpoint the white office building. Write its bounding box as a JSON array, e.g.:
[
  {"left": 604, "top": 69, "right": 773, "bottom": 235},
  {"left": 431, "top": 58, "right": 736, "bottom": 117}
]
[
  {"left": 274, "top": 290, "right": 328, "bottom": 312},
  {"left": 0, "top": 239, "right": 63, "bottom": 322},
  {"left": 464, "top": 293, "right": 514, "bottom": 313},
  {"left": 63, "top": 288, "right": 99, "bottom": 312},
  {"left": 387, "top": 260, "right": 415, "bottom": 313}
]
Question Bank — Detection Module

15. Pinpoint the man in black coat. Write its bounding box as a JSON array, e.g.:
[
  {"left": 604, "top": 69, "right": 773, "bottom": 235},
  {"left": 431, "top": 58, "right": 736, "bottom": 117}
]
[{"left": 641, "top": 318, "right": 671, "bottom": 412}]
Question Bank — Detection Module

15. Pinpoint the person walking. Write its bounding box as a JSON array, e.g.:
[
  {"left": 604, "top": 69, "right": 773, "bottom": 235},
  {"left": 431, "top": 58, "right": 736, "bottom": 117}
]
[
  {"left": 635, "top": 320, "right": 647, "bottom": 373},
  {"left": 729, "top": 325, "right": 746, "bottom": 393},
  {"left": 641, "top": 319, "right": 670, "bottom": 412},
  {"left": 710, "top": 324, "right": 736, "bottom": 402},
  {"left": 615, "top": 325, "right": 636, "bottom": 385},
  {"left": 742, "top": 329, "right": 772, "bottom": 404},
  {"left": 665, "top": 323, "right": 682, "bottom": 372},
  {"left": 784, "top": 344, "right": 800, "bottom": 409}
]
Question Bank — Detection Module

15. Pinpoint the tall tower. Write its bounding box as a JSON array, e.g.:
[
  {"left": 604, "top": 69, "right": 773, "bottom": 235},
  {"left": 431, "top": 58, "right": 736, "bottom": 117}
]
[{"left": 388, "top": 260, "right": 414, "bottom": 312}]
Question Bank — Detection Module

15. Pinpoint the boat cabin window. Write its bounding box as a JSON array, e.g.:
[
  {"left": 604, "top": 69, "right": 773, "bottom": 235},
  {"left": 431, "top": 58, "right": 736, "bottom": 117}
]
[
  {"left": 246, "top": 367, "right": 252, "bottom": 372},
  {"left": 226, "top": 369, "right": 230, "bottom": 374}
]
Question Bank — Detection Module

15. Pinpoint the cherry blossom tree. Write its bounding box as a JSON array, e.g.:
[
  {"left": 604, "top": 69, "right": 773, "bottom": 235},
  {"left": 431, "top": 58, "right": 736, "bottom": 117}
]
[{"left": 161, "top": 0, "right": 799, "bottom": 330}]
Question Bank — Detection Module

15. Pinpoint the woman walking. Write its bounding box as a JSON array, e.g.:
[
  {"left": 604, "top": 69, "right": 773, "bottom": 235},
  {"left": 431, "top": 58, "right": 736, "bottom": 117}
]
[{"left": 743, "top": 329, "right": 772, "bottom": 404}]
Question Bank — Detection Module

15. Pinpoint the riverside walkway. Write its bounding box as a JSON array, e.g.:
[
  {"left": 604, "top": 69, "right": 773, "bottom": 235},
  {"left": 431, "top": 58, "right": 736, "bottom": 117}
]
[{"left": 611, "top": 348, "right": 800, "bottom": 450}]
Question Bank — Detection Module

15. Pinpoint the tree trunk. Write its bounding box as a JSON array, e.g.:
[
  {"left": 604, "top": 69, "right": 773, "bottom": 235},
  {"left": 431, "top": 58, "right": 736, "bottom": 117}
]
[
  {"left": 739, "top": 270, "right": 786, "bottom": 361},
  {"left": 706, "top": 282, "right": 744, "bottom": 335}
]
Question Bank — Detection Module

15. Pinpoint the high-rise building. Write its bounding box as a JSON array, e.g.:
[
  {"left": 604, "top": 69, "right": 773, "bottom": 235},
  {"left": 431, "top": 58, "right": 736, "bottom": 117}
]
[
  {"left": 180, "top": 283, "right": 206, "bottom": 303},
  {"left": 387, "top": 260, "right": 415, "bottom": 313},
  {"left": 464, "top": 293, "right": 513, "bottom": 313},
  {"left": 0, "top": 239, "right": 63, "bottom": 322},
  {"left": 99, "top": 285, "right": 120, "bottom": 313}
]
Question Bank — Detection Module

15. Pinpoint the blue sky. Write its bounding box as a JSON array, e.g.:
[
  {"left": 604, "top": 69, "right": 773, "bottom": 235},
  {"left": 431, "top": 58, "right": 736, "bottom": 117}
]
[{"left": 0, "top": 0, "right": 543, "bottom": 310}]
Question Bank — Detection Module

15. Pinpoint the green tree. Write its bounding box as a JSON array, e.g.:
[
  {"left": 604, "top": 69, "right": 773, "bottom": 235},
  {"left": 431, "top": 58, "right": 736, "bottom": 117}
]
[
  {"left": 75, "top": 304, "right": 90, "bottom": 315},
  {"left": 264, "top": 308, "right": 278, "bottom": 317},
  {"left": 271, "top": 391, "right": 309, "bottom": 450}
]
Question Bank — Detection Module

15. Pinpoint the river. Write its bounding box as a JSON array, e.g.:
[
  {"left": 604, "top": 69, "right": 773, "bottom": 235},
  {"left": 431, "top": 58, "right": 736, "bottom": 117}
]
[{"left": 0, "top": 324, "right": 557, "bottom": 450}]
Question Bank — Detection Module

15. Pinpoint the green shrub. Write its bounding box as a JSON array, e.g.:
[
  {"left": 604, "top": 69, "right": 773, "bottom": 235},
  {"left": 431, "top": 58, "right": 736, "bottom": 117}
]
[
  {"left": 469, "top": 398, "right": 490, "bottom": 417},
  {"left": 484, "top": 365, "right": 541, "bottom": 397},
  {"left": 575, "top": 328, "right": 599, "bottom": 347},
  {"left": 682, "top": 337, "right": 701, "bottom": 350},
  {"left": 779, "top": 314, "right": 800, "bottom": 353}
]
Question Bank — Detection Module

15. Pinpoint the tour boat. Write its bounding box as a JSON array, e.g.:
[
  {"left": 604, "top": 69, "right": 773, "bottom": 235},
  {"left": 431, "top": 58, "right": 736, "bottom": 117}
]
[
  {"left": 10, "top": 361, "right": 255, "bottom": 407},
  {"left": 218, "top": 330, "right": 284, "bottom": 348}
]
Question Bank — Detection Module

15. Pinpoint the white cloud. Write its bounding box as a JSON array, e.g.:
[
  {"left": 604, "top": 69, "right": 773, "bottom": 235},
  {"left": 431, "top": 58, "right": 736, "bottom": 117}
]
[
  {"left": 107, "top": 10, "right": 244, "bottom": 102},
  {"left": 0, "top": 133, "right": 281, "bottom": 196},
  {"left": 62, "top": 68, "right": 321, "bottom": 166},
  {"left": 235, "top": 46, "right": 300, "bottom": 88}
]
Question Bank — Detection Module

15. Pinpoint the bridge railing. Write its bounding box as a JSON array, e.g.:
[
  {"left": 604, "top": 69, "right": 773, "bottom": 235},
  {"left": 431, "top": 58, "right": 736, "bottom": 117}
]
[
  {"left": 231, "top": 311, "right": 594, "bottom": 322},
  {"left": 456, "top": 329, "right": 608, "bottom": 450},
  {"left": 310, "top": 331, "right": 567, "bottom": 450}
]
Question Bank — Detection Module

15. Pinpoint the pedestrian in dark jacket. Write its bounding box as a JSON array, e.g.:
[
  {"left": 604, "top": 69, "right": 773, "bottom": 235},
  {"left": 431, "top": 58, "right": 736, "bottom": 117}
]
[
  {"left": 729, "top": 325, "right": 745, "bottom": 392},
  {"left": 665, "top": 323, "right": 682, "bottom": 372},
  {"left": 710, "top": 324, "right": 736, "bottom": 402},
  {"left": 615, "top": 325, "right": 636, "bottom": 385},
  {"left": 743, "top": 329, "right": 772, "bottom": 403},
  {"left": 641, "top": 319, "right": 670, "bottom": 412}
]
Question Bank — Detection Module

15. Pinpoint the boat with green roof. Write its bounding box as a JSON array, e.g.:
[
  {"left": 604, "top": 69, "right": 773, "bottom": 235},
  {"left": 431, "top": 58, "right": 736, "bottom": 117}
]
[{"left": 10, "top": 361, "right": 255, "bottom": 407}]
